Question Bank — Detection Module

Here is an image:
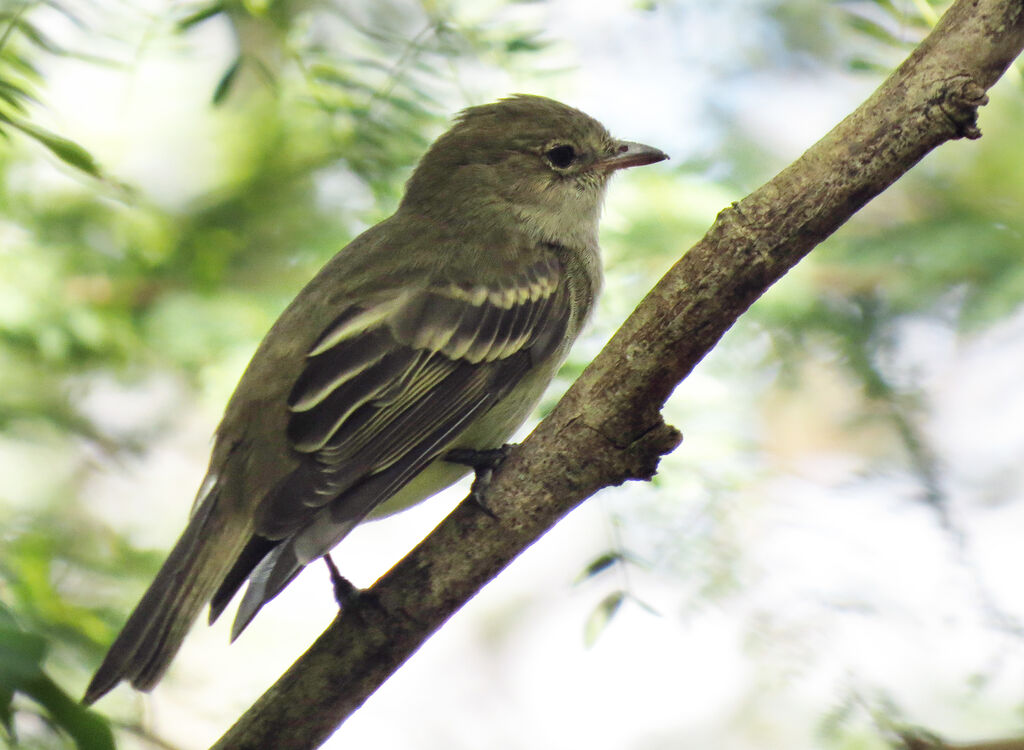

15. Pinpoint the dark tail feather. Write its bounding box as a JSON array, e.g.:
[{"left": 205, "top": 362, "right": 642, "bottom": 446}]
[
  {"left": 208, "top": 534, "right": 278, "bottom": 625},
  {"left": 83, "top": 494, "right": 249, "bottom": 704},
  {"left": 230, "top": 541, "right": 304, "bottom": 641}
]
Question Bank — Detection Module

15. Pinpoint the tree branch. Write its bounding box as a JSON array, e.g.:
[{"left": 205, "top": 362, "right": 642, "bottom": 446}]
[
  {"left": 211, "top": 1, "right": 1024, "bottom": 747},
  {"left": 900, "top": 731, "right": 1024, "bottom": 750}
]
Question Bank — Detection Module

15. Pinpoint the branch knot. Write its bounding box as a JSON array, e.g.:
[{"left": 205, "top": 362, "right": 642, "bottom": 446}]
[
  {"left": 935, "top": 74, "right": 989, "bottom": 139},
  {"left": 620, "top": 420, "right": 683, "bottom": 482}
]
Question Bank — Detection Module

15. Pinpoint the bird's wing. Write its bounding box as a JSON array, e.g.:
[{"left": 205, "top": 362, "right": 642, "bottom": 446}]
[
  {"left": 274, "top": 252, "right": 566, "bottom": 526},
  {"left": 212, "top": 254, "right": 570, "bottom": 633}
]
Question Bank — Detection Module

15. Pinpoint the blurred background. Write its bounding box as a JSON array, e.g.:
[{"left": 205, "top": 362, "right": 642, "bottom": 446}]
[{"left": 3, "top": 0, "right": 1024, "bottom": 748}]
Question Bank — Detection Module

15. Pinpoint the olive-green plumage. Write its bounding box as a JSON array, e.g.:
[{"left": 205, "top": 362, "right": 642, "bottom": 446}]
[{"left": 84, "top": 95, "right": 666, "bottom": 704}]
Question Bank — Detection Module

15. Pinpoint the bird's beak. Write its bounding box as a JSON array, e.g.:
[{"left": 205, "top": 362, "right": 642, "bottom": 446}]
[{"left": 596, "top": 140, "right": 669, "bottom": 173}]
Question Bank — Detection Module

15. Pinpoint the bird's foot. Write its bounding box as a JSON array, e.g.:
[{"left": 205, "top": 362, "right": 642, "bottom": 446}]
[
  {"left": 444, "top": 445, "right": 512, "bottom": 518},
  {"left": 323, "top": 553, "right": 359, "bottom": 610}
]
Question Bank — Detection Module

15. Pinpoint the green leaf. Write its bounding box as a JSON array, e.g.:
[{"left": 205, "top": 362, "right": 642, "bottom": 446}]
[
  {"left": 855, "top": 0, "right": 900, "bottom": 17},
  {"left": 17, "top": 674, "right": 115, "bottom": 750},
  {"left": 575, "top": 552, "right": 624, "bottom": 583},
  {"left": 0, "top": 610, "right": 114, "bottom": 750},
  {"left": 0, "top": 684, "right": 13, "bottom": 738},
  {"left": 4, "top": 117, "right": 102, "bottom": 176},
  {"left": 0, "top": 4, "right": 29, "bottom": 55},
  {"left": 8, "top": 17, "right": 65, "bottom": 55},
  {"left": 584, "top": 590, "right": 626, "bottom": 647},
  {"left": 575, "top": 550, "right": 648, "bottom": 584},
  {"left": 844, "top": 14, "right": 915, "bottom": 48},
  {"left": 0, "top": 77, "right": 35, "bottom": 111},
  {"left": 505, "top": 33, "right": 547, "bottom": 54},
  {"left": 177, "top": 1, "right": 226, "bottom": 31},
  {"left": 212, "top": 55, "right": 243, "bottom": 105},
  {"left": 846, "top": 57, "right": 890, "bottom": 74},
  {"left": 0, "top": 621, "right": 48, "bottom": 683}
]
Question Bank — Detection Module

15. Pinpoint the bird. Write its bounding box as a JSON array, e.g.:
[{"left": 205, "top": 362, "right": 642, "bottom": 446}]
[{"left": 83, "top": 94, "right": 667, "bottom": 704}]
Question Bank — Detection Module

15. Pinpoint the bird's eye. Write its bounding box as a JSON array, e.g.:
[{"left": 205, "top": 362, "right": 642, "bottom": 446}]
[{"left": 544, "top": 144, "right": 577, "bottom": 169}]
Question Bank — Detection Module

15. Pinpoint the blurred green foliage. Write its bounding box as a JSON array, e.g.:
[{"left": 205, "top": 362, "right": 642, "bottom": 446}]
[
  {"left": 747, "top": 86, "right": 1024, "bottom": 507},
  {"left": 0, "top": 0, "right": 553, "bottom": 745},
  {"left": 0, "top": 604, "right": 113, "bottom": 750},
  {"left": 0, "top": 2, "right": 103, "bottom": 177},
  {"left": 2, "top": 0, "right": 1023, "bottom": 747}
]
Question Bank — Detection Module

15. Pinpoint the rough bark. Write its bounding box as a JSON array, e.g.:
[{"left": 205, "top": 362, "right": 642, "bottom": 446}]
[
  {"left": 901, "top": 732, "right": 1024, "bottom": 750},
  {"left": 211, "top": 1, "right": 1024, "bottom": 747}
]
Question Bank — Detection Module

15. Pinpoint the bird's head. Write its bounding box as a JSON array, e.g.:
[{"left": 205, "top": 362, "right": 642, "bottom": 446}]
[{"left": 400, "top": 95, "right": 667, "bottom": 248}]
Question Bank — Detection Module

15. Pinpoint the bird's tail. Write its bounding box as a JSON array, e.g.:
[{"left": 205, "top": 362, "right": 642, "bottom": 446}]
[{"left": 83, "top": 492, "right": 250, "bottom": 704}]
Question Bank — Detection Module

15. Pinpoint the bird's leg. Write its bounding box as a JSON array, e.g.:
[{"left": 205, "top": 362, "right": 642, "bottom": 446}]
[
  {"left": 443, "top": 444, "right": 512, "bottom": 518},
  {"left": 323, "top": 553, "right": 359, "bottom": 610}
]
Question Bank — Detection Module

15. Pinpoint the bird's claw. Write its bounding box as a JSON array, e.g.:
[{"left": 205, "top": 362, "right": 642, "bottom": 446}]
[
  {"left": 323, "top": 553, "right": 359, "bottom": 610},
  {"left": 444, "top": 445, "right": 512, "bottom": 519}
]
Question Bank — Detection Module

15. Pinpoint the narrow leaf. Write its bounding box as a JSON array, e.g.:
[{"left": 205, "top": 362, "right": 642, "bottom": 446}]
[
  {"left": 177, "top": 1, "right": 226, "bottom": 31},
  {"left": 8, "top": 118, "right": 102, "bottom": 176},
  {"left": 18, "top": 675, "right": 115, "bottom": 750},
  {"left": 584, "top": 590, "right": 626, "bottom": 647},
  {"left": 0, "top": 685, "right": 13, "bottom": 737},
  {"left": 212, "top": 55, "right": 242, "bottom": 105},
  {"left": 574, "top": 551, "right": 624, "bottom": 583}
]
